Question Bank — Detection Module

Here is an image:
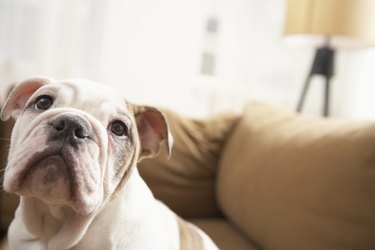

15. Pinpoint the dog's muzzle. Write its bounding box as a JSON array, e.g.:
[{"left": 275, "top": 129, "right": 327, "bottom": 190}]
[{"left": 4, "top": 113, "right": 102, "bottom": 213}]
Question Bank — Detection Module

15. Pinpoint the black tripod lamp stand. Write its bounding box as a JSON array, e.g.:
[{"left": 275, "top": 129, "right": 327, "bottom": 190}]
[{"left": 296, "top": 44, "right": 335, "bottom": 116}]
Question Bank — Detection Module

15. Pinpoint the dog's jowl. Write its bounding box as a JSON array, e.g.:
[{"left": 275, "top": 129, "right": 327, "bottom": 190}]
[{"left": 1, "top": 77, "right": 218, "bottom": 250}]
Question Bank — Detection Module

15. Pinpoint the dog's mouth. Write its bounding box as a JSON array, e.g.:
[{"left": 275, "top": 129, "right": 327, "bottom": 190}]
[
  {"left": 22, "top": 154, "right": 69, "bottom": 185},
  {"left": 15, "top": 143, "right": 100, "bottom": 213},
  {"left": 18, "top": 147, "right": 73, "bottom": 204}
]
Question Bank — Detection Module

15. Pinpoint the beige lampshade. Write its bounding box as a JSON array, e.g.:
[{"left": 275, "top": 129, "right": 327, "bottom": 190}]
[{"left": 284, "top": 0, "right": 375, "bottom": 48}]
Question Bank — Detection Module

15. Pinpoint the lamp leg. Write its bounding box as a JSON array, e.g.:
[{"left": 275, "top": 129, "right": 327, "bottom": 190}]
[
  {"left": 296, "top": 74, "right": 312, "bottom": 113},
  {"left": 297, "top": 45, "right": 335, "bottom": 116},
  {"left": 323, "top": 76, "right": 331, "bottom": 116}
]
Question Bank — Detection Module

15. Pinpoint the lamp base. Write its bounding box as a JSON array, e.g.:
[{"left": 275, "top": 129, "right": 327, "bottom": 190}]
[{"left": 296, "top": 45, "right": 335, "bottom": 116}]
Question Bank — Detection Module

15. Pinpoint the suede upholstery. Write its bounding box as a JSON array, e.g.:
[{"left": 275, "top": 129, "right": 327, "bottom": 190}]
[
  {"left": 139, "top": 109, "right": 239, "bottom": 218},
  {"left": 0, "top": 119, "right": 18, "bottom": 233},
  {"left": 218, "top": 102, "right": 375, "bottom": 250},
  {"left": 1, "top": 102, "right": 375, "bottom": 250}
]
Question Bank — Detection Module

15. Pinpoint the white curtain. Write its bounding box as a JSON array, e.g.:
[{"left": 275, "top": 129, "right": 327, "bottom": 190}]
[{"left": 1, "top": 0, "right": 375, "bottom": 118}]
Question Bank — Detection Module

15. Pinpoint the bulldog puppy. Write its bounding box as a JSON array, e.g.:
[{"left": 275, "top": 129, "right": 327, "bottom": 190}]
[{"left": 1, "top": 77, "right": 218, "bottom": 250}]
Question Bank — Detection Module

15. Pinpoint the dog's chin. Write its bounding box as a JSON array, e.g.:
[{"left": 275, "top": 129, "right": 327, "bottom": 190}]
[
  {"left": 19, "top": 155, "right": 71, "bottom": 203},
  {"left": 14, "top": 153, "right": 100, "bottom": 215}
]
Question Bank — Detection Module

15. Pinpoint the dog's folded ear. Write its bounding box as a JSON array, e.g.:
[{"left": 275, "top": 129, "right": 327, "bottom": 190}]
[
  {"left": 1, "top": 77, "right": 51, "bottom": 121},
  {"left": 132, "top": 105, "right": 173, "bottom": 161}
]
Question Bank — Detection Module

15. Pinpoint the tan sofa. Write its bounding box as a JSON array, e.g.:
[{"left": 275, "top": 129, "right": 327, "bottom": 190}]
[{"left": 2, "top": 102, "right": 375, "bottom": 249}]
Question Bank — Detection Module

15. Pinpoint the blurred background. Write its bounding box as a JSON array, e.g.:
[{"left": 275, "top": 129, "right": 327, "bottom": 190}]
[{"left": 0, "top": 0, "right": 375, "bottom": 118}]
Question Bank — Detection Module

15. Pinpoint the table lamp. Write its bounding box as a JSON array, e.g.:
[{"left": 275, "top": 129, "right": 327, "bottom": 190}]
[{"left": 284, "top": 0, "right": 375, "bottom": 116}]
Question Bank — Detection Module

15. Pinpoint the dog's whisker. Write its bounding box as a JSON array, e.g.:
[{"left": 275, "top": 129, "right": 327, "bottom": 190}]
[{"left": 0, "top": 138, "right": 11, "bottom": 141}]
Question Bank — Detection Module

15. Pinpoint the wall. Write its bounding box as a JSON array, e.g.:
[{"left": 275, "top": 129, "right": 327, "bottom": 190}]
[{"left": 0, "top": 0, "right": 374, "bottom": 119}]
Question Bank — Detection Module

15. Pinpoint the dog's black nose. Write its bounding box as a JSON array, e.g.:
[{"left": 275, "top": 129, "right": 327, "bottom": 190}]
[{"left": 50, "top": 115, "right": 90, "bottom": 144}]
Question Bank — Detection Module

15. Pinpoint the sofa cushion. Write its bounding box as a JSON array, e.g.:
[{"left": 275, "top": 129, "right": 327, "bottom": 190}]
[
  {"left": 139, "top": 109, "right": 239, "bottom": 218},
  {"left": 0, "top": 220, "right": 260, "bottom": 250},
  {"left": 0, "top": 238, "right": 8, "bottom": 250},
  {"left": 217, "top": 102, "right": 375, "bottom": 250},
  {"left": 191, "top": 219, "right": 259, "bottom": 250}
]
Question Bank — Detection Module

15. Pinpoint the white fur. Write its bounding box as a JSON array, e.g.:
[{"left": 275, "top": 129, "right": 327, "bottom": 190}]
[{"left": 73, "top": 170, "right": 180, "bottom": 250}]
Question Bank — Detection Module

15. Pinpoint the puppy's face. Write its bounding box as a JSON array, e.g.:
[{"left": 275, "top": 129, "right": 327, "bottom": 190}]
[{"left": 1, "top": 77, "right": 171, "bottom": 215}]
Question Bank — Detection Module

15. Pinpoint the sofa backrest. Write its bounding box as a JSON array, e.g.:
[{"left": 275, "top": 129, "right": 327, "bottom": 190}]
[
  {"left": 139, "top": 108, "right": 239, "bottom": 218},
  {"left": 217, "top": 102, "right": 375, "bottom": 250}
]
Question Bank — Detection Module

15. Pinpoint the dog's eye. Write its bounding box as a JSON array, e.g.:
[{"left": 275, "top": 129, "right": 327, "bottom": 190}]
[
  {"left": 35, "top": 95, "right": 54, "bottom": 110},
  {"left": 110, "top": 120, "right": 128, "bottom": 137}
]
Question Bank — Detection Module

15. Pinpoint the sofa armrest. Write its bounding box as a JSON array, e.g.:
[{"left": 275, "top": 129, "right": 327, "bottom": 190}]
[{"left": 0, "top": 118, "right": 18, "bottom": 233}]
